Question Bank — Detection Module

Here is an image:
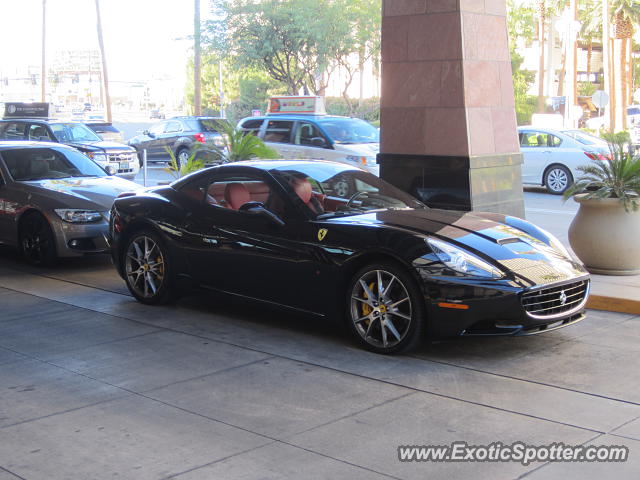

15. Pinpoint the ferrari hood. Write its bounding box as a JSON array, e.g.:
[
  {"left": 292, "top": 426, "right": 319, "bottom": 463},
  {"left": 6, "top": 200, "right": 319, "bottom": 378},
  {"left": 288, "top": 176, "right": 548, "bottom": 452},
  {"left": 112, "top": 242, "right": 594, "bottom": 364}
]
[{"left": 326, "top": 208, "right": 587, "bottom": 282}]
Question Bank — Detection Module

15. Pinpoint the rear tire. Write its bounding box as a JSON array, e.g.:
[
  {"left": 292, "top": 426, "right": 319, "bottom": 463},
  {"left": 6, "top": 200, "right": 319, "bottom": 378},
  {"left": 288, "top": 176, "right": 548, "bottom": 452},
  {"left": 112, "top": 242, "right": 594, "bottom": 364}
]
[
  {"left": 19, "top": 212, "right": 57, "bottom": 266},
  {"left": 122, "top": 229, "right": 177, "bottom": 305},
  {"left": 176, "top": 148, "right": 190, "bottom": 169},
  {"left": 346, "top": 262, "right": 425, "bottom": 354}
]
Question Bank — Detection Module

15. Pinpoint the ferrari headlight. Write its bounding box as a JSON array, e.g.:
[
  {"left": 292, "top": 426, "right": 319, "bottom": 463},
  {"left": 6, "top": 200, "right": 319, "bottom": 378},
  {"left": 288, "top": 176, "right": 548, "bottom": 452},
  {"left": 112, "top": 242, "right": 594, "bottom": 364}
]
[
  {"left": 426, "top": 238, "right": 503, "bottom": 278},
  {"left": 54, "top": 209, "right": 103, "bottom": 223}
]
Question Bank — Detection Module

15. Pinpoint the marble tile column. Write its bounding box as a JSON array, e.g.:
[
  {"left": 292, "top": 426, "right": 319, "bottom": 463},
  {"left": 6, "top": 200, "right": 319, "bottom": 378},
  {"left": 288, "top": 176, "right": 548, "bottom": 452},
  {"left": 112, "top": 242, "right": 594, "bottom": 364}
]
[{"left": 378, "top": 0, "right": 525, "bottom": 217}]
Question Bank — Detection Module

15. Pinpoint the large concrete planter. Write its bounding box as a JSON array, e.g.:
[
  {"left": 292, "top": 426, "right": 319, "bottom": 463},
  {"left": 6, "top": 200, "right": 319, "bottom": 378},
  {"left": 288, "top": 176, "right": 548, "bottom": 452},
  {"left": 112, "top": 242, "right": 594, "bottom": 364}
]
[{"left": 568, "top": 194, "right": 640, "bottom": 275}]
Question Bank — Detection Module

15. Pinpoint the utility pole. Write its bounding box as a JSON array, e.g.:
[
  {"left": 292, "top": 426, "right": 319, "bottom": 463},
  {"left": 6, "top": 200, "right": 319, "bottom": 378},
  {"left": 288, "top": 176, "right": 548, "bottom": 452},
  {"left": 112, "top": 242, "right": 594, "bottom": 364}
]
[
  {"left": 95, "top": 0, "right": 112, "bottom": 122},
  {"left": 41, "top": 0, "right": 46, "bottom": 102},
  {"left": 194, "top": 0, "right": 202, "bottom": 115}
]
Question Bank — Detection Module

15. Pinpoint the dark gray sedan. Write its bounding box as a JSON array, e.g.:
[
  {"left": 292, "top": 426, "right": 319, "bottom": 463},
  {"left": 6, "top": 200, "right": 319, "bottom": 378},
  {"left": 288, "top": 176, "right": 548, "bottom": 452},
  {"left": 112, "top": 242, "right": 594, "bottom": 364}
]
[{"left": 0, "top": 141, "right": 139, "bottom": 265}]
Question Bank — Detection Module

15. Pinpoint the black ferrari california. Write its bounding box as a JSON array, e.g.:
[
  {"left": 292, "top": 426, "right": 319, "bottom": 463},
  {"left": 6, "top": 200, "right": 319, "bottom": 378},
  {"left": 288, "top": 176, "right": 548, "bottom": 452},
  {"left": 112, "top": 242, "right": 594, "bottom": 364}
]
[{"left": 109, "top": 160, "right": 590, "bottom": 354}]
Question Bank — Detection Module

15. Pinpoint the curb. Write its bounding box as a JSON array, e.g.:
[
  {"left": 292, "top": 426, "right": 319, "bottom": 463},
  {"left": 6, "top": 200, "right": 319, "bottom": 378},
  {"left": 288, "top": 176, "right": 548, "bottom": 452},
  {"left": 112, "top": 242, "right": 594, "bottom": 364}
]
[{"left": 586, "top": 295, "right": 640, "bottom": 315}]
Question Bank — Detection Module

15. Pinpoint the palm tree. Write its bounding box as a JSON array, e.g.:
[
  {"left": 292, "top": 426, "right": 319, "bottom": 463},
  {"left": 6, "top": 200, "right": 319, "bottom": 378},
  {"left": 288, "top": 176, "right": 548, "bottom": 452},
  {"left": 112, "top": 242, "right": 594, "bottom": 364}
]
[
  {"left": 210, "top": 120, "right": 278, "bottom": 162},
  {"left": 610, "top": 0, "right": 640, "bottom": 111},
  {"left": 95, "top": 0, "right": 112, "bottom": 122},
  {"left": 536, "top": 0, "right": 547, "bottom": 112},
  {"left": 579, "top": 0, "right": 603, "bottom": 85}
]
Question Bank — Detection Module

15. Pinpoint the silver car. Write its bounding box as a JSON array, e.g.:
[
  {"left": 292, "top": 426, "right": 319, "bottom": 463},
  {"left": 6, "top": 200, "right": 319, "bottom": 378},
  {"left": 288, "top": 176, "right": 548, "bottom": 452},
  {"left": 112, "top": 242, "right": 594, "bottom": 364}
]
[
  {"left": 517, "top": 126, "right": 611, "bottom": 194},
  {"left": 0, "top": 141, "right": 139, "bottom": 265}
]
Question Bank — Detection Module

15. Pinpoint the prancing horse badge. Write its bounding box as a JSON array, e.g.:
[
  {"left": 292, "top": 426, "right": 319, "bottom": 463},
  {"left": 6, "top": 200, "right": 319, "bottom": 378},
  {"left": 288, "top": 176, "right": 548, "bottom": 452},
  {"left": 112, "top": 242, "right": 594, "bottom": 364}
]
[{"left": 317, "top": 228, "right": 328, "bottom": 242}]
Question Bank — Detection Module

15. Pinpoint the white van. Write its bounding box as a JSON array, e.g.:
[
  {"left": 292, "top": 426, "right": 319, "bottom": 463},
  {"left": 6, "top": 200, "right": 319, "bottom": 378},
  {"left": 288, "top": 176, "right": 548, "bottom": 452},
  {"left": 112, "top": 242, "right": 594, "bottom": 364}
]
[{"left": 237, "top": 96, "right": 380, "bottom": 175}]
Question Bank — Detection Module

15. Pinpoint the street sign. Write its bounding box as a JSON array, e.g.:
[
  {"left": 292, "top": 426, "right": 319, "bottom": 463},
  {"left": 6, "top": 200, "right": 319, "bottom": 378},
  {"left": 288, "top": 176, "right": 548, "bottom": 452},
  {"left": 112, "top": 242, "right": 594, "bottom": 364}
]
[{"left": 592, "top": 90, "right": 609, "bottom": 108}]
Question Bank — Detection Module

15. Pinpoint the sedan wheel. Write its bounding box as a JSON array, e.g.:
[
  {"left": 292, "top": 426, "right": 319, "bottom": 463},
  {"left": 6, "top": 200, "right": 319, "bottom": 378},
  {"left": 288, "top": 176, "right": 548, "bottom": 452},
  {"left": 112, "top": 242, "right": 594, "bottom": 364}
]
[
  {"left": 124, "top": 231, "right": 175, "bottom": 304},
  {"left": 347, "top": 263, "right": 424, "bottom": 354},
  {"left": 544, "top": 165, "right": 573, "bottom": 195},
  {"left": 20, "top": 213, "right": 56, "bottom": 266}
]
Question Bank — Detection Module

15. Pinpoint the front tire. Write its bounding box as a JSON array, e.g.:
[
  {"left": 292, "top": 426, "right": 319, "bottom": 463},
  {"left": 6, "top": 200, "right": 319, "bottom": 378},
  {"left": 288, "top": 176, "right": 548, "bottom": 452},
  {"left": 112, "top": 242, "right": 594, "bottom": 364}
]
[
  {"left": 123, "top": 229, "right": 176, "bottom": 305},
  {"left": 19, "top": 212, "right": 57, "bottom": 266},
  {"left": 346, "top": 262, "right": 425, "bottom": 354},
  {"left": 544, "top": 165, "right": 573, "bottom": 195}
]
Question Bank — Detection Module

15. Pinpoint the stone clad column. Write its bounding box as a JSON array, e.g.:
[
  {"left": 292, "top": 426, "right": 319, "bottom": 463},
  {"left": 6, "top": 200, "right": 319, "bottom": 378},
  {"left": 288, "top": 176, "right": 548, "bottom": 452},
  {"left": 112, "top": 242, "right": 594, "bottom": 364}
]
[{"left": 378, "top": 0, "right": 524, "bottom": 217}]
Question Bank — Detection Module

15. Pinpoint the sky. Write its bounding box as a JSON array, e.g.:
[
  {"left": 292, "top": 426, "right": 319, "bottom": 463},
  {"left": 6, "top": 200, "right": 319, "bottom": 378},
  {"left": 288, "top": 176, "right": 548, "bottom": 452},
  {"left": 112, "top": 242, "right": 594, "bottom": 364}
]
[{"left": 0, "top": 0, "right": 206, "bottom": 83}]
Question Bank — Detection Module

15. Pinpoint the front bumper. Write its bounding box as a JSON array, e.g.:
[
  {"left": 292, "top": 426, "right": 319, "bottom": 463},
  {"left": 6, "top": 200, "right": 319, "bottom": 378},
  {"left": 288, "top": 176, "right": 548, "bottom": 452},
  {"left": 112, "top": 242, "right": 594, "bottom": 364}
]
[
  {"left": 419, "top": 272, "right": 591, "bottom": 338},
  {"left": 50, "top": 216, "right": 110, "bottom": 257}
]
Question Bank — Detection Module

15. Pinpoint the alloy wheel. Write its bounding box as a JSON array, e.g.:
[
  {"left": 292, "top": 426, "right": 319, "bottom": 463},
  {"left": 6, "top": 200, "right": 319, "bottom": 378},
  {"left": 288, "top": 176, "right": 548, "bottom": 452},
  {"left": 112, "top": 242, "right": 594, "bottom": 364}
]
[
  {"left": 21, "top": 214, "right": 54, "bottom": 265},
  {"left": 177, "top": 149, "right": 190, "bottom": 167},
  {"left": 332, "top": 178, "right": 351, "bottom": 198},
  {"left": 125, "top": 235, "right": 165, "bottom": 299},
  {"left": 349, "top": 269, "right": 412, "bottom": 349},
  {"left": 546, "top": 167, "right": 570, "bottom": 193}
]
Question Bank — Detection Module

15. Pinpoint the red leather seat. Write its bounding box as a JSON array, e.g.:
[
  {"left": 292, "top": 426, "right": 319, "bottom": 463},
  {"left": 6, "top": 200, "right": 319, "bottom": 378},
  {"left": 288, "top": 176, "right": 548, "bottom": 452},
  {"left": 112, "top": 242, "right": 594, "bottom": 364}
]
[{"left": 224, "top": 182, "right": 251, "bottom": 210}]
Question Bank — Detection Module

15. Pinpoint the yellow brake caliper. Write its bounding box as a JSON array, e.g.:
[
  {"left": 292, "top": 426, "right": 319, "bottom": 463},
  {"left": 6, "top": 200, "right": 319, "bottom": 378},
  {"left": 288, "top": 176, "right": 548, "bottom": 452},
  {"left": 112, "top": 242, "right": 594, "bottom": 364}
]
[{"left": 361, "top": 281, "right": 376, "bottom": 325}]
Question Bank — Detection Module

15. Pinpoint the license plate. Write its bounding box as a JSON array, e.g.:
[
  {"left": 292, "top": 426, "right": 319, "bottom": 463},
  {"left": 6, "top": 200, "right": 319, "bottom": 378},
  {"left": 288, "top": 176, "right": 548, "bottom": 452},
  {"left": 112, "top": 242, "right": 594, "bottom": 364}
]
[{"left": 119, "top": 162, "right": 129, "bottom": 170}]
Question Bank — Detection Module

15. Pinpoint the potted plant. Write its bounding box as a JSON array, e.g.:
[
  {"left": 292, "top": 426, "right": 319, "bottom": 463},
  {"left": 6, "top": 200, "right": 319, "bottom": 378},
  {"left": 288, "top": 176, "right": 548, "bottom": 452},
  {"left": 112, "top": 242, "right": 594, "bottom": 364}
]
[{"left": 563, "top": 133, "right": 640, "bottom": 275}]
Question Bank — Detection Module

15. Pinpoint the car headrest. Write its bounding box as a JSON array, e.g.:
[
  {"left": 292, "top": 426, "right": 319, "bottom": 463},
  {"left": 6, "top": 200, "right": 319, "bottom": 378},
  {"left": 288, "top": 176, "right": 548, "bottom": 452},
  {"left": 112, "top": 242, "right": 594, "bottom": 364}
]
[
  {"left": 292, "top": 177, "right": 312, "bottom": 203},
  {"left": 224, "top": 182, "right": 250, "bottom": 210}
]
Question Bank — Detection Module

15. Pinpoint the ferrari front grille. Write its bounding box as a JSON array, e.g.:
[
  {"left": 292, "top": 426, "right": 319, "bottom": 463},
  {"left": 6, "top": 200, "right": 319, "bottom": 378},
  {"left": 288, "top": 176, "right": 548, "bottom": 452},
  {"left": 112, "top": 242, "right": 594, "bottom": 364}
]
[{"left": 521, "top": 279, "right": 590, "bottom": 320}]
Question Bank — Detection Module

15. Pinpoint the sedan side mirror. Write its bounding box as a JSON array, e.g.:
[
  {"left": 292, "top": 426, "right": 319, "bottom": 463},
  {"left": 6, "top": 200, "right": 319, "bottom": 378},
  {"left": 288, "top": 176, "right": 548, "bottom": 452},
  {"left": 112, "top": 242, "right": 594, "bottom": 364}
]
[
  {"left": 311, "top": 137, "right": 326, "bottom": 148},
  {"left": 239, "top": 201, "right": 285, "bottom": 227}
]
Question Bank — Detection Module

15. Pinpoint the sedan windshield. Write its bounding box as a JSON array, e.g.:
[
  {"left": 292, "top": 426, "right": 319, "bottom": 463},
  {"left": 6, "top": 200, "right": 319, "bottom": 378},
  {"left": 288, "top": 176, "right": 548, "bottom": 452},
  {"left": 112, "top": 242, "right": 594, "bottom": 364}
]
[
  {"left": 2, "top": 147, "right": 108, "bottom": 181},
  {"left": 270, "top": 163, "right": 425, "bottom": 218},
  {"left": 50, "top": 123, "right": 102, "bottom": 143},
  {"left": 318, "top": 118, "right": 379, "bottom": 144}
]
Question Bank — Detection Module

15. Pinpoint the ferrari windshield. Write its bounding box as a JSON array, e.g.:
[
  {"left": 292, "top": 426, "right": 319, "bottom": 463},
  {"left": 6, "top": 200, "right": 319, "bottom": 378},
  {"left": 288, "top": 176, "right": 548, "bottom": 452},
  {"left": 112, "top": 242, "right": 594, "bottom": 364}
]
[
  {"left": 270, "top": 163, "right": 425, "bottom": 218},
  {"left": 318, "top": 118, "right": 379, "bottom": 144},
  {"left": 2, "top": 147, "right": 108, "bottom": 181}
]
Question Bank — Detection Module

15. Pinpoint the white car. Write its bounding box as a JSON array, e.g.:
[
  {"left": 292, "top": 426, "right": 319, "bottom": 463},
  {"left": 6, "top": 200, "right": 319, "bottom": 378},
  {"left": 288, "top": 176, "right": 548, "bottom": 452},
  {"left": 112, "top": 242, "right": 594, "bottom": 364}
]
[{"left": 517, "top": 126, "right": 610, "bottom": 194}]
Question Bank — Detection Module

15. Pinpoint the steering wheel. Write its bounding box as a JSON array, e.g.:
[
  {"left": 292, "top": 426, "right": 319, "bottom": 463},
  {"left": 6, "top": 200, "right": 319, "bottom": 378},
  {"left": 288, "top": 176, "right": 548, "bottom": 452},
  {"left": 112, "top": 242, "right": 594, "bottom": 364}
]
[{"left": 346, "top": 191, "right": 369, "bottom": 208}]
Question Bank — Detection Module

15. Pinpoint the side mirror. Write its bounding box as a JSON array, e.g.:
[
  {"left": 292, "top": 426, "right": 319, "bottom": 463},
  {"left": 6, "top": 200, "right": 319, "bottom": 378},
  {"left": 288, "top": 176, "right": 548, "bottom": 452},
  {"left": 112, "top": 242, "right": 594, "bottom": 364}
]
[
  {"left": 144, "top": 130, "right": 155, "bottom": 138},
  {"left": 311, "top": 137, "right": 326, "bottom": 148},
  {"left": 239, "top": 201, "right": 285, "bottom": 227},
  {"left": 105, "top": 164, "right": 118, "bottom": 176}
]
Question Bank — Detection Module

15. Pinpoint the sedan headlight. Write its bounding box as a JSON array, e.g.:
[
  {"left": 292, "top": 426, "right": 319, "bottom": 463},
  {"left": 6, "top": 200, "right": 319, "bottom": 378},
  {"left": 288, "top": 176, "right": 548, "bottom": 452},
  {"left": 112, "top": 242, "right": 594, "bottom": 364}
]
[
  {"left": 54, "top": 209, "right": 103, "bottom": 223},
  {"left": 85, "top": 152, "right": 108, "bottom": 164},
  {"left": 426, "top": 238, "right": 503, "bottom": 278}
]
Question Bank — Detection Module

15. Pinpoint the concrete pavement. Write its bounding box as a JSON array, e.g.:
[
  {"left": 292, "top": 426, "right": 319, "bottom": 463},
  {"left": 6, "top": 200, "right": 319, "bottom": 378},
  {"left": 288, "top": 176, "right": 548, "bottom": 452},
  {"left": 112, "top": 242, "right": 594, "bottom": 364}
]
[{"left": 0, "top": 251, "right": 638, "bottom": 479}]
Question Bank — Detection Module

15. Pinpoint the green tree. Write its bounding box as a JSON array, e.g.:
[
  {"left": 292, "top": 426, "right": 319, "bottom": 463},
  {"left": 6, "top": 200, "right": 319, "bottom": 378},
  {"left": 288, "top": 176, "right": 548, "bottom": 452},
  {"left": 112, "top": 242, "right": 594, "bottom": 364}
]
[
  {"left": 209, "top": 0, "right": 357, "bottom": 95},
  {"left": 507, "top": 0, "right": 537, "bottom": 124}
]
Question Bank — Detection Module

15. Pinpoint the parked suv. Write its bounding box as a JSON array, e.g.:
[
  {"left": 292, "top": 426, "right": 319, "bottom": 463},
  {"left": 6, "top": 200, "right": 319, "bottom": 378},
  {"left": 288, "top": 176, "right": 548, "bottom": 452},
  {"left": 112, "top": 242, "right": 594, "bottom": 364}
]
[
  {"left": 127, "top": 116, "right": 225, "bottom": 167},
  {"left": 0, "top": 118, "right": 139, "bottom": 179},
  {"left": 237, "top": 114, "right": 380, "bottom": 176}
]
